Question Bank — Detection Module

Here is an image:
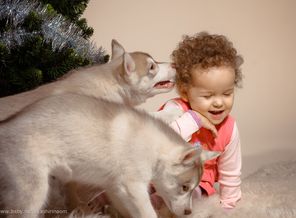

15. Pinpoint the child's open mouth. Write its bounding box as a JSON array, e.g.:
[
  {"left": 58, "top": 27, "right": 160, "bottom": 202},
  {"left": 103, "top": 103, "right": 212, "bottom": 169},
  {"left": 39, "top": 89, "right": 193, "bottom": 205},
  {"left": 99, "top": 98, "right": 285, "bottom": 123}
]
[
  {"left": 209, "top": 110, "right": 224, "bottom": 115},
  {"left": 209, "top": 110, "right": 224, "bottom": 120}
]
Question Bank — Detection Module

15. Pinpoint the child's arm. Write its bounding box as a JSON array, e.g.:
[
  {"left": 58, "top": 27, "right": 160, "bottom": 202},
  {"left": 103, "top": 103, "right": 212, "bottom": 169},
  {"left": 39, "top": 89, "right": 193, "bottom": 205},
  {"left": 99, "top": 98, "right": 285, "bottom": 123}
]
[
  {"left": 160, "top": 100, "right": 217, "bottom": 141},
  {"left": 217, "top": 122, "right": 242, "bottom": 209}
]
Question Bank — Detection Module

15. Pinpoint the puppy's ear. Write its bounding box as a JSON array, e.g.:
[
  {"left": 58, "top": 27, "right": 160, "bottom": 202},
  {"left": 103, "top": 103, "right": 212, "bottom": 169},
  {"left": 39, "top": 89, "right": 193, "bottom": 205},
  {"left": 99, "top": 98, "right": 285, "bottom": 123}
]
[
  {"left": 123, "top": 53, "right": 136, "bottom": 75},
  {"left": 200, "top": 150, "right": 220, "bottom": 165},
  {"left": 180, "top": 146, "right": 221, "bottom": 167},
  {"left": 111, "top": 39, "right": 125, "bottom": 60},
  {"left": 180, "top": 147, "right": 202, "bottom": 166}
]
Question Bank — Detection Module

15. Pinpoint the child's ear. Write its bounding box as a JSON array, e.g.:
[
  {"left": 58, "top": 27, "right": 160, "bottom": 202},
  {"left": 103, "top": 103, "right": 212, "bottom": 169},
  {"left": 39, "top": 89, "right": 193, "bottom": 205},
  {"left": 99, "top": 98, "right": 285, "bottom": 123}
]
[{"left": 179, "top": 88, "right": 189, "bottom": 102}]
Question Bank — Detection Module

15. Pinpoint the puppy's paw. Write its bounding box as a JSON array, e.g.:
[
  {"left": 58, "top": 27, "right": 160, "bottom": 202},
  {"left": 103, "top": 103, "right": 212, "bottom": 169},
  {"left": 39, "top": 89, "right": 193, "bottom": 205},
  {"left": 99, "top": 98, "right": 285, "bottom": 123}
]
[
  {"left": 86, "top": 191, "right": 110, "bottom": 214},
  {"left": 68, "top": 207, "right": 85, "bottom": 217},
  {"left": 104, "top": 205, "right": 124, "bottom": 218}
]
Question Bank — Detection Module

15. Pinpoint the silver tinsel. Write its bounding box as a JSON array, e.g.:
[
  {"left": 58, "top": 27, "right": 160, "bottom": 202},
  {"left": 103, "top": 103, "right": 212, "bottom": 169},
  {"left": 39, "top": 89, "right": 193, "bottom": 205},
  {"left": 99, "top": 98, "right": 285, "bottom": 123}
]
[{"left": 0, "top": 0, "right": 106, "bottom": 63}]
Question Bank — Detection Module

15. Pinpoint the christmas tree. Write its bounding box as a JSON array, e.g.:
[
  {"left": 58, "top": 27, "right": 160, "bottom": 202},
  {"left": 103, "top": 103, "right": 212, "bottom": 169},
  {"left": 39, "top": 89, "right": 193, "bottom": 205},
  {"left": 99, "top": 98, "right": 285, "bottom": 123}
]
[{"left": 0, "top": 0, "right": 109, "bottom": 97}]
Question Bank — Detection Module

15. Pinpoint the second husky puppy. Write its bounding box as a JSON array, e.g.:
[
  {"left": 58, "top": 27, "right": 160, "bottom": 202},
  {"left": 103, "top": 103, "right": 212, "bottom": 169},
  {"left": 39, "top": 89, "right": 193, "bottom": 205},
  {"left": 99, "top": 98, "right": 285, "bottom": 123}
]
[{"left": 0, "top": 94, "right": 218, "bottom": 218}]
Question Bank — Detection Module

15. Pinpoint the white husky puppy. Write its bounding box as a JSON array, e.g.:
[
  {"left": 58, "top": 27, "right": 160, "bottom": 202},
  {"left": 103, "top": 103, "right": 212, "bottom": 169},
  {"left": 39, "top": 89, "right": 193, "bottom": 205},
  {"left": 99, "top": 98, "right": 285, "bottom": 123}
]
[
  {"left": 0, "top": 40, "right": 176, "bottom": 211},
  {"left": 0, "top": 94, "right": 218, "bottom": 218},
  {"left": 0, "top": 40, "right": 175, "bottom": 121}
]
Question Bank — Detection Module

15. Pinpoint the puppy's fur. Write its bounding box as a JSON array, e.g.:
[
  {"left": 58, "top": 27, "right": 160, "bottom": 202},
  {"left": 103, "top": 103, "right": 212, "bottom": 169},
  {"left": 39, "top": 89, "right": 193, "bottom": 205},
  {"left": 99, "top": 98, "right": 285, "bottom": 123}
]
[
  {"left": 0, "top": 40, "right": 175, "bottom": 121},
  {"left": 0, "top": 94, "right": 218, "bottom": 218},
  {"left": 0, "top": 40, "right": 176, "bottom": 211}
]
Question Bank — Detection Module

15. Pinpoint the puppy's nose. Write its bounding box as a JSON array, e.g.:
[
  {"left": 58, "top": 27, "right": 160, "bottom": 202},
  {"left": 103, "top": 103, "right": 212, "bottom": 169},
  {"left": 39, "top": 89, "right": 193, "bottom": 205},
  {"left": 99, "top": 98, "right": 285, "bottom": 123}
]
[{"left": 184, "top": 209, "right": 192, "bottom": 215}]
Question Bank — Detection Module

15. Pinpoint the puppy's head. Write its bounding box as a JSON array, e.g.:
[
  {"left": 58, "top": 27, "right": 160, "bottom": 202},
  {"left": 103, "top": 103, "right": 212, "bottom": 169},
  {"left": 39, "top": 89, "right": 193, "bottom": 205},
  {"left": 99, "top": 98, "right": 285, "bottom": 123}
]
[
  {"left": 111, "top": 39, "right": 176, "bottom": 105},
  {"left": 153, "top": 146, "right": 220, "bottom": 216}
]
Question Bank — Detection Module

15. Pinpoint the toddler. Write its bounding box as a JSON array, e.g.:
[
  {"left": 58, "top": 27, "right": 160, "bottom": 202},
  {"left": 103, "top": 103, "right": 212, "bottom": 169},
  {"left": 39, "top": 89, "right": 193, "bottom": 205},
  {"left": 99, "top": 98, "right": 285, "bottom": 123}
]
[{"left": 156, "top": 32, "right": 243, "bottom": 209}]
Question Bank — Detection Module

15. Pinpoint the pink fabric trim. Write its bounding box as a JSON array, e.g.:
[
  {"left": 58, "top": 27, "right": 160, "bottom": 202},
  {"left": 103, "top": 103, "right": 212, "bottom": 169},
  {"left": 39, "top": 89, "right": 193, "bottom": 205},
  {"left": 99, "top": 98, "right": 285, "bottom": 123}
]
[{"left": 187, "top": 110, "right": 202, "bottom": 128}]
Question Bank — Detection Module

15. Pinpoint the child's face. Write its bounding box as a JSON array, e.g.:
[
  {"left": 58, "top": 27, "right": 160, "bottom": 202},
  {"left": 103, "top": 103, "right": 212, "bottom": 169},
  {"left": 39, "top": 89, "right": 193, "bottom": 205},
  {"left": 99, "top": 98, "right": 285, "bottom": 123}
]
[{"left": 183, "top": 66, "right": 235, "bottom": 125}]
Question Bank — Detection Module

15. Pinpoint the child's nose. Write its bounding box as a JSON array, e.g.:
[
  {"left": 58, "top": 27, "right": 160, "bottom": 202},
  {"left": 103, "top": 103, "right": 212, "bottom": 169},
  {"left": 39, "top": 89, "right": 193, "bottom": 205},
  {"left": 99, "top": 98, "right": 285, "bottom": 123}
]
[{"left": 213, "top": 97, "right": 223, "bottom": 107}]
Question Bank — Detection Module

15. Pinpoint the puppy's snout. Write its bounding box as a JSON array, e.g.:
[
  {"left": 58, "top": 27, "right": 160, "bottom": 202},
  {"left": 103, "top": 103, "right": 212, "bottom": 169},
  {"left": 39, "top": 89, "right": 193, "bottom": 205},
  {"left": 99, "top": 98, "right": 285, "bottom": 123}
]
[{"left": 184, "top": 209, "right": 192, "bottom": 215}]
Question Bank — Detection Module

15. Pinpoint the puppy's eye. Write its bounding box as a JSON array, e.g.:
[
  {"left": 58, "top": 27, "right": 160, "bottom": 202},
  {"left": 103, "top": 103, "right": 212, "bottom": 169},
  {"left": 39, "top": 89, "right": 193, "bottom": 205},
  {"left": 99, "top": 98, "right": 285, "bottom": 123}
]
[
  {"left": 150, "top": 63, "right": 156, "bottom": 70},
  {"left": 148, "top": 63, "right": 157, "bottom": 77},
  {"left": 182, "top": 185, "right": 189, "bottom": 192}
]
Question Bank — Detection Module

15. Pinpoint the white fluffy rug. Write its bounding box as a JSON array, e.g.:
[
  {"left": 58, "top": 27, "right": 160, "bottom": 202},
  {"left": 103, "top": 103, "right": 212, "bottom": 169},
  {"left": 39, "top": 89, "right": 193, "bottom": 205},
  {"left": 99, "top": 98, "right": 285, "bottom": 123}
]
[
  {"left": 187, "top": 160, "right": 296, "bottom": 218},
  {"left": 47, "top": 160, "right": 296, "bottom": 218}
]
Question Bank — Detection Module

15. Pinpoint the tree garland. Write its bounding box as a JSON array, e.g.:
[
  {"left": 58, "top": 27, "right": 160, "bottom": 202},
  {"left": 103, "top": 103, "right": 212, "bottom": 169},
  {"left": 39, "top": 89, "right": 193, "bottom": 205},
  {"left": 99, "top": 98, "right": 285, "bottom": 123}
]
[
  {"left": 0, "top": 0, "right": 106, "bottom": 63},
  {"left": 0, "top": 0, "right": 108, "bottom": 96}
]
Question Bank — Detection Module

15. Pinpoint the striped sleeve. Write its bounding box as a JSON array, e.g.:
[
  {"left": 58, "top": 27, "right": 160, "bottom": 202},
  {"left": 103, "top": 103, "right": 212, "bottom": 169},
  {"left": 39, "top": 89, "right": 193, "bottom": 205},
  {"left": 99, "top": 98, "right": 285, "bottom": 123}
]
[{"left": 161, "top": 100, "right": 201, "bottom": 142}]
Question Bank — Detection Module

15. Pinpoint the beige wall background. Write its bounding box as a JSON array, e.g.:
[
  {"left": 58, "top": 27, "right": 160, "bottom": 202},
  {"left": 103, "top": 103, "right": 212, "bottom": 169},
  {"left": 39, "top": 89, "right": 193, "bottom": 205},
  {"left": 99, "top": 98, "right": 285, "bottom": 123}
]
[{"left": 83, "top": 0, "right": 296, "bottom": 174}]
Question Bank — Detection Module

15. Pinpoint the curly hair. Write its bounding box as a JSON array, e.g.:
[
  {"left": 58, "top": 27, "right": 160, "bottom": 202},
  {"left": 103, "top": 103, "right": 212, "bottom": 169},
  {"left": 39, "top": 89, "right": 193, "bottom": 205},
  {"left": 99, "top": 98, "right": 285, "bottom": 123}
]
[{"left": 171, "top": 32, "right": 244, "bottom": 94}]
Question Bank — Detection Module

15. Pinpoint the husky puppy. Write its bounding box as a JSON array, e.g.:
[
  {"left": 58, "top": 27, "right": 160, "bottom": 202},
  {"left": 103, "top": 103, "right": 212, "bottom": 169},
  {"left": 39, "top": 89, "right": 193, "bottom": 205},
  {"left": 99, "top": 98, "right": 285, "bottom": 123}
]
[
  {"left": 0, "top": 40, "right": 176, "bottom": 211},
  {"left": 0, "top": 94, "right": 218, "bottom": 218},
  {"left": 0, "top": 40, "right": 175, "bottom": 121}
]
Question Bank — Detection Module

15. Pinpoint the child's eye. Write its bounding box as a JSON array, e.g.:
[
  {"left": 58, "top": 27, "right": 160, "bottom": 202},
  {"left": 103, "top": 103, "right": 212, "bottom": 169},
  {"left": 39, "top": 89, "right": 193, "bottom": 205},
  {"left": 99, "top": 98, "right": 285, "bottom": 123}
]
[
  {"left": 224, "top": 89, "right": 234, "bottom": 96},
  {"left": 224, "top": 92, "right": 233, "bottom": 96},
  {"left": 203, "top": 96, "right": 212, "bottom": 99}
]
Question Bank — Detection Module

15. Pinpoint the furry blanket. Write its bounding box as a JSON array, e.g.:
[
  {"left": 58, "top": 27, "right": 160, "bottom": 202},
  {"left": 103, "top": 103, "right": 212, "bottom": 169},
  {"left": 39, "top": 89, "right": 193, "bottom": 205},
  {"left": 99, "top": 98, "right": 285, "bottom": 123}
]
[
  {"left": 187, "top": 160, "right": 296, "bottom": 218},
  {"left": 47, "top": 160, "right": 296, "bottom": 218}
]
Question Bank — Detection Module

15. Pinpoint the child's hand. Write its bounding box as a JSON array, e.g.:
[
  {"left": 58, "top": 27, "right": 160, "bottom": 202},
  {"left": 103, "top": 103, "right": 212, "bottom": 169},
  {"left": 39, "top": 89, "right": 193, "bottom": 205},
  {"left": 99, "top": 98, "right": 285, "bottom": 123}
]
[
  {"left": 193, "top": 111, "right": 218, "bottom": 138},
  {"left": 192, "top": 186, "right": 202, "bottom": 199}
]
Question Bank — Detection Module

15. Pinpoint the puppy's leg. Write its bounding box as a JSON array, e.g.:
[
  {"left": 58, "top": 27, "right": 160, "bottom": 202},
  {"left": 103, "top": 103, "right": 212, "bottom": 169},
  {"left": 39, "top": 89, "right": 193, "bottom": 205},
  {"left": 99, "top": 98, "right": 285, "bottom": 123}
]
[
  {"left": 107, "top": 182, "right": 157, "bottom": 218},
  {"left": 49, "top": 161, "right": 76, "bottom": 211},
  {"left": 4, "top": 170, "right": 49, "bottom": 218},
  {"left": 64, "top": 181, "right": 80, "bottom": 211}
]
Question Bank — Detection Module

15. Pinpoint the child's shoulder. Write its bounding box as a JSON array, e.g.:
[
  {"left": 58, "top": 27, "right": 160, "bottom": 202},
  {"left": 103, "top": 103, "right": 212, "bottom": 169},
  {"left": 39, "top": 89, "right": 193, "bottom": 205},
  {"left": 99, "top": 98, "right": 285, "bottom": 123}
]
[
  {"left": 168, "top": 98, "right": 189, "bottom": 110},
  {"left": 160, "top": 97, "right": 189, "bottom": 111}
]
